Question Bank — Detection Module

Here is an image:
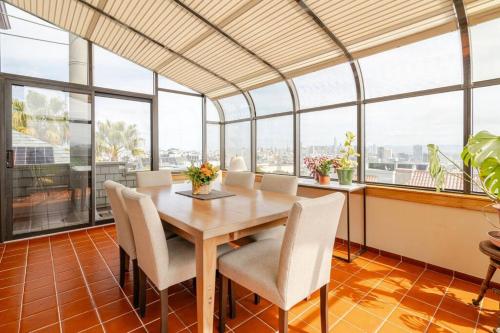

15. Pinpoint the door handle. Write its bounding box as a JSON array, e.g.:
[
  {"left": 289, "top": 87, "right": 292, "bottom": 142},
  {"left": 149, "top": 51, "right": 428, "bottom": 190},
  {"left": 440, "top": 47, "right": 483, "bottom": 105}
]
[{"left": 6, "top": 149, "right": 15, "bottom": 168}]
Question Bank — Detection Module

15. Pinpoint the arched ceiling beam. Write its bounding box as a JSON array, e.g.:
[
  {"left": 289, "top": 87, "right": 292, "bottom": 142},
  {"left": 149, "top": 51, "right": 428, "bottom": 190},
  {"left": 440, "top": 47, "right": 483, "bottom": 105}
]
[
  {"left": 172, "top": 0, "right": 298, "bottom": 113},
  {"left": 295, "top": 0, "right": 366, "bottom": 181},
  {"left": 452, "top": 0, "right": 472, "bottom": 193},
  {"left": 75, "top": 0, "right": 245, "bottom": 95}
]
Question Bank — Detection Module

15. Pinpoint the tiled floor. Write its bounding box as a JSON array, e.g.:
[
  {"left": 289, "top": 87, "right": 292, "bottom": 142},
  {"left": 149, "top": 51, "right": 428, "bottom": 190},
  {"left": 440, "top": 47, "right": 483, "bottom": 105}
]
[{"left": 0, "top": 226, "right": 497, "bottom": 333}]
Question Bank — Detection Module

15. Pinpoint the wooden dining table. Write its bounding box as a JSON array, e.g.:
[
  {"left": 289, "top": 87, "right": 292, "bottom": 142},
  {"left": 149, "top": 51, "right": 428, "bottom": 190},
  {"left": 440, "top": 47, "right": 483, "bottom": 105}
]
[{"left": 137, "top": 182, "right": 303, "bottom": 333}]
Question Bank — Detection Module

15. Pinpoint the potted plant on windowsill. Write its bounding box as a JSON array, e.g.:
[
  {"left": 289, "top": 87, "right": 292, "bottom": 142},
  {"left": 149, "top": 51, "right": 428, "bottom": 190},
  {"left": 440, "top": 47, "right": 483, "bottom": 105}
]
[
  {"left": 304, "top": 156, "right": 338, "bottom": 185},
  {"left": 334, "top": 131, "right": 360, "bottom": 186},
  {"left": 428, "top": 130, "right": 500, "bottom": 243},
  {"left": 185, "top": 162, "right": 219, "bottom": 195}
]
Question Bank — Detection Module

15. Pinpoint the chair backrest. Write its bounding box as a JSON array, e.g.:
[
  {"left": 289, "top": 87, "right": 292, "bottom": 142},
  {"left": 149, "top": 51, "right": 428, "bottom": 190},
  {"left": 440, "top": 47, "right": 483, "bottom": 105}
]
[
  {"left": 277, "top": 193, "right": 345, "bottom": 308},
  {"left": 136, "top": 170, "right": 173, "bottom": 188},
  {"left": 121, "top": 188, "right": 169, "bottom": 290},
  {"left": 260, "top": 174, "right": 298, "bottom": 195},
  {"left": 224, "top": 171, "right": 255, "bottom": 189},
  {"left": 103, "top": 180, "right": 136, "bottom": 259}
]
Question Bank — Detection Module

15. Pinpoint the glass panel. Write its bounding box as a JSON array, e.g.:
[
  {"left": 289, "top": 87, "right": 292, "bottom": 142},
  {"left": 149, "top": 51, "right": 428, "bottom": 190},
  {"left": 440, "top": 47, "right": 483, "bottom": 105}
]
[
  {"left": 0, "top": 4, "right": 88, "bottom": 84},
  {"left": 158, "top": 92, "right": 202, "bottom": 170},
  {"left": 250, "top": 82, "right": 293, "bottom": 116},
  {"left": 158, "top": 75, "right": 198, "bottom": 94},
  {"left": 207, "top": 99, "right": 220, "bottom": 122},
  {"left": 472, "top": 85, "right": 500, "bottom": 192},
  {"left": 218, "top": 94, "right": 250, "bottom": 121},
  {"left": 225, "top": 121, "right": 251, "bottom": 170},
  {"left": 360, "top": 32, "right": 463, "bottom": 98},
  {"left": 256, "top": 116, "right": 294, "bottom": 174},
  {"left": 365, "top": 92, "right": 463, "bottom": 189},
  {"left": 293, "top": 63, "right": 356, "bottom": 109},
  {"left": 473, "top": 85, "right": 500, "bottom": 134},
  {"left": 471, "top": 18, "right": 500, "bottom": 82},
  {"left": 207, "top": 124, "right": 220, "bottom": 167},
  {"left": 93, "top": 45, "right": 153, "bottom": 94},
  {"left": 95, "top": 96, "right": 151, "bottom": 218},
  {"left": 11, "top": 85, "right": 91, "bottom": 235},
  {"left": 299, "top": 106, "right": 357, "bottom": 178}
]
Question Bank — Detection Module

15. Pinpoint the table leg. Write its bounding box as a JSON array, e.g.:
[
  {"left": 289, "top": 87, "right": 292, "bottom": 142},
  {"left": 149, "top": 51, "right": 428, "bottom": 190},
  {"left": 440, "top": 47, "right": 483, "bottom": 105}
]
[
  {"left": 196, "top": 237, "right": 217, "bottom": 333},
  {"left": 473, "top": 262, "right": 497, "bottom": 306}
]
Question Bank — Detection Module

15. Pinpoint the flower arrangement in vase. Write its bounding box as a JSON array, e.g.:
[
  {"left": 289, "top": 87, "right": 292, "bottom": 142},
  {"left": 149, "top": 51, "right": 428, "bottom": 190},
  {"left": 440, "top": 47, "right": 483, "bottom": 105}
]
[
  {"left": 304, "top": 156, "right": 340, "bottom": 185},
  {"left": 185, "top": 162, "right": 219, "bottom": 195},
  {"left": 333, "top": 131, "right": 360, "bottom": 185}
]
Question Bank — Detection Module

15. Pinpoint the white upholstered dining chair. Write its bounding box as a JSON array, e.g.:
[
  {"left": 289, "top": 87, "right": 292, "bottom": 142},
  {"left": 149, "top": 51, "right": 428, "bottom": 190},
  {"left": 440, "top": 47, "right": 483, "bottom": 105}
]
[
  {"left": 224, "top": 171, "right": 255, "bottom": 189},
  {"left": 136, "top": 170, "right": 173, "bottom": 187},
  {"left": 218, "top": 193, "right": 345, "bottom": 333},
  {"left": 249, "top": 174, "right": 298, "bottom": 242},
  {"left": 103, "top": 180, "right": 140, "bottom": 307},
  {"left": 121, "top": 188, "right": 234, "bottom": 333}
]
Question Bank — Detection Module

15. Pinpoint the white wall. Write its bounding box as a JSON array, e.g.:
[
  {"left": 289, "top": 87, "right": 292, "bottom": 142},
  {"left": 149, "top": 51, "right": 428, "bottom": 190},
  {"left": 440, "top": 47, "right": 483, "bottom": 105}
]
[{"left": 296, "top": 186, "right": 499, "bottom": 283}]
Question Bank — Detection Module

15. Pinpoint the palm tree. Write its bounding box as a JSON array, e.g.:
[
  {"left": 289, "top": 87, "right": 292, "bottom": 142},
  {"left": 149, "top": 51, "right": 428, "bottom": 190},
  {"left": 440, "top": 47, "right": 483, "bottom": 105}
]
[
  {"left": 96, "top": 120, "right": 145, "bottom": 162},
  {"left": 12, "top": 99, "right": 31, "bottom": 134}
]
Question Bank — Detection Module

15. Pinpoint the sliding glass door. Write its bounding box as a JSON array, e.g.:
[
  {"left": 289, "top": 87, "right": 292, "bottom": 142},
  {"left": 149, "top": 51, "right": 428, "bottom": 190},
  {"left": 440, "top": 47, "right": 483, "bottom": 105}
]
[{"left": 5, "top": 84, "right": 92, "bottom": 237}]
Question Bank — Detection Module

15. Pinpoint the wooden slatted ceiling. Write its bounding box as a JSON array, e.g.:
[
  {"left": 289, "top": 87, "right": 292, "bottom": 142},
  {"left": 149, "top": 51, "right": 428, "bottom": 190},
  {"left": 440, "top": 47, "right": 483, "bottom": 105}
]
[{"left": 5, "top": 0, "right": 500, "bottom": 100}]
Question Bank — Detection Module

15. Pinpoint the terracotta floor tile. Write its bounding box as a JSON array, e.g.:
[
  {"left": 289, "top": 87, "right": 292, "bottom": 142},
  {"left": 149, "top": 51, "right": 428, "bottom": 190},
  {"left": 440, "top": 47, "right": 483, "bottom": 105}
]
[
  {"left": 146, "top": 314, "right": 186, "bottom": 333},
  {"left": 0, "top": 306, "right": 21, "bottom": 325},
  {"left": 298, "top": 303, "right": 337, "bottom": 332},
  {"left": 23, "top": 283, "right": 56, "bottom": 304},
  {"left": 438, "top": 295, "right": 480, "bottom": 322},
  {"left": 0, "top": 320, "right": 20, "bottom": 332},
  {"left": 432, "top": 308, "right": 478, "bottom": 333},
  {"left": 60, "top": 296, "right": 94, "bottom": 320},
  {"left": 329, "top": 319, "right": 365, "bottom": 332},
  {"left": 20, "top": 307, "right": 59, "bottom": 333},
  {"left": 0, "top": 293, "right": 23, "bottom": 311},
  {"left": 92, "top": 286, "right": 127, "bottom": 307},
  {"left": 56, "top": 276, "right": 86, "bottom": 293},
  {"left": 97, "top": 297, "right": 135, "bottom": 322},
  {"left": 237, "top": 293, "right": 272, "bottom": 315},
  {"left": 0, "top": 283, "right": 24, "bottom": 300},
  {"left": 57, "top": 286, "right": 89, "bottom": 305},
  {"left": 79, "top": 324, "right": 105, "bottom": 333},
  {"left": 25, "top": 275, "right": 54, "bottom": 291},
  {"left": 102, "top": 311, "right": 142, "bottom": 333},
  {"left": 399, "top": 296, "right": 437, "bottom": 319},
  {"left": 34, "top": 323, "right": 61, "bottom": 333},
  {"left": 0, "top": 273, "right": 25, "bottom": 288},
  {"left": 22, "top": 295, "right": 57, "bottom": 318},
  {"left": 61, "top": 309, "right": 100, "bottom": 333},
  {"left": 232, "top": 317, "right": 274, "bottom": 333},
  {"left": 168, "top": 289, "right": 196, "bottom": 311},
  {"left": 387, "top": 307, "right": 431, "bottom": 332},
  {"left": 343, "top": 306, "right": 385, "bottom": 332}
]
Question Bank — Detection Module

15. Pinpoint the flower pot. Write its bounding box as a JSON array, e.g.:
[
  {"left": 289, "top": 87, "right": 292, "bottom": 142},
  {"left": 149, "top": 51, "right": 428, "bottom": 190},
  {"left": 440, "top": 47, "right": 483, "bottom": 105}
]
[
  {"left": 337, "top": 168, "right": 354, "bottom": 185},
  {"left": 192, "top": 183, "right": 211, "bottom": 195},
  {"left": 314, "top": 172, "right": 320, "bottom": 183},
  {"left": 318, "top": 175, "right": 330, "bottom": 185}
]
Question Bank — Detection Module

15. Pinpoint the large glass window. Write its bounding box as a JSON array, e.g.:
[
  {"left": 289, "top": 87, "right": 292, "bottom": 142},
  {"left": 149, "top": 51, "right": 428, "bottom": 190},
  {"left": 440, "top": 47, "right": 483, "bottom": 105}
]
[
  {"left": 218, "top": 94, "right": 250, "bottom": 121},
  {"left": 256, "top": 116, "right": 294, "bottom": 174},
  {"left": 93, "top": 45, "right": 153, "bottom": 94},
  {"left": 293, "top": 63, "right": 356, "bottom": 109},
  {"left": 225, "top": 121, "right": 251, "bottom": 170},
  {"left": 360, "top": 32, "right": 463, "bottom": 98},
  {"left": 300, "top": 107, "right": 357, "bottom": 177},
  {"left": 207, "top": 100, "right": 220, "bottom": 122},
  {"left": 471, "top": 18, "right": 500, "bottom": 82},
  {"left": 207, "top": 124, "right": 220, "bottom": 167},
  {"left": 0, "top": 3, "right": 88, "bottom": 84},
  {"left": 95, "top": 96, "right": 151, "bottom": 171},
  {"left": 365, "top": 92, "right": 463, "bottom": 189},
  {"left": 158, "top": 75, "right": 198, "bottom": 94},
  {"left": 158, "top": 92, "right": 202, "bottom": 170},
  {"left": 250, "top": 82, "right": 293, "bottom": 116},
  {"left": 473, "top": 85, "right": 500, "bottom": 134}
]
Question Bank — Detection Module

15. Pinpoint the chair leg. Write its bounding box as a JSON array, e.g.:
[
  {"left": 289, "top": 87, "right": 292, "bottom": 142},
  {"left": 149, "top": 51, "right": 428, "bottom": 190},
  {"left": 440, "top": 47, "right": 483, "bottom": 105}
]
[
  {"left": 228, "top": 280, "right": 236, "bottom": 319},
  {"left": 160, "top": 289, "right": 169, "bottom": 333},
  {"left": 254, "top": 294, "right": 261, "bottom": 305},
  {"left": 219, "top": 275, "right": 228, "bottom": 333},
  {"left": 320, "top": 284, "right": 329, "bottom": 333},
  {"left": 473, "top": 263, "right": 497, "bottom": 306},
  {"left": 119, "top": 247, "right": 126, "bottom": 287},
  {"left": 132, "top": 259, "right": 139, "bottom": 308},
  {"left": 124, "top": 254, "right": 130, "bottom": 272},
  {"left": 138, "top": 268, "right": 147, "bottom": 317},
  {"left": 279, "top": 308, "right": 288, "bottom": 333}
]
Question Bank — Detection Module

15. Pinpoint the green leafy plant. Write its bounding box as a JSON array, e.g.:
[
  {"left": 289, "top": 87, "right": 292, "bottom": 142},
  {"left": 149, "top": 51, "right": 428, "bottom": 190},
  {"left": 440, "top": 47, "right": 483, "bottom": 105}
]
[
  {"left": 316, "top": 159, "right": 336, "bottom": 176},
  {"left": 428, "top": 130, "right": 499, "bottom": 203},
  {"left": 334, "top": 131, "right": 360, "bottom": 169}
]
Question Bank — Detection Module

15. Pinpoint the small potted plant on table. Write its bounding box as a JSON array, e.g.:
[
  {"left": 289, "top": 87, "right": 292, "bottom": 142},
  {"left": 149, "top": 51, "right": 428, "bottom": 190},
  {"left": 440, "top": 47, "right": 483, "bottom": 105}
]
[
  {"left": 185, "top": 162, "right": 219, "bottom": 195},
  {"left": 334, "top": 131, "right": 360, "bottom": 186}
]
